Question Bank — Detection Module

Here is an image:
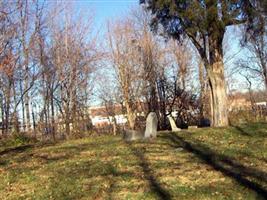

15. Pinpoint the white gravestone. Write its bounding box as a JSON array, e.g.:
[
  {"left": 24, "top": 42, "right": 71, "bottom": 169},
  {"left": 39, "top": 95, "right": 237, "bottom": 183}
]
[
  {"left": 144, "top": 112, "right": 158, "bottom": 138},
  {"left": 168, "top": 116, "right": 181, "bottom": 132}
]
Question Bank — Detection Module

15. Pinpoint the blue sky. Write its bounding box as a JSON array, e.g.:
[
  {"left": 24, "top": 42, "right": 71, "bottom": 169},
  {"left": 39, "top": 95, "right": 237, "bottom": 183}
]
[
  {"left": 75, "top": 0, "right": 138, "bottom": 30},
  {"left": 68, "top": 0, "right": 262, "bottom": 93}
]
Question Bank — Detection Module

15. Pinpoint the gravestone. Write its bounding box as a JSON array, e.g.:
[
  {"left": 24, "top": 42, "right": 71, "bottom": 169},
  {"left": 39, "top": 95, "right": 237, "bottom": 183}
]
[
  {"left": 168, "top": 116, "right": 181, "bottom": 132},
  {"left": 123, "top": 129, "right": 144, "bottom": 141},
  {"left": 188, "top": 125, "right": 198, "bottom": 129},
  {"left": 144, "top": 112, "right": 158, "bottom": 138}
]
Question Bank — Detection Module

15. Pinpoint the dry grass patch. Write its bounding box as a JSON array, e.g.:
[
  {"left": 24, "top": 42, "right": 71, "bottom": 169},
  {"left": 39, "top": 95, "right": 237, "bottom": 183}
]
[{"left": 0, "top": 123, "right": 266, "bottom": 199}]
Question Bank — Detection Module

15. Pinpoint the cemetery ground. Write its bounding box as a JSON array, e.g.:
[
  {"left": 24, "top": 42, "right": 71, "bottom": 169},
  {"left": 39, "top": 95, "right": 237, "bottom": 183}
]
[{"left": 0, "top": 123, "right": 266, "bottom": 200}]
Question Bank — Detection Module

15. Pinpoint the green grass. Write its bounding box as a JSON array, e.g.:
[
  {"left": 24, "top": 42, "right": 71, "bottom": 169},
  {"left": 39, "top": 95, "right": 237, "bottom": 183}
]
[{"left": 0, "top": 123, "right": 266, "bottom": 200}]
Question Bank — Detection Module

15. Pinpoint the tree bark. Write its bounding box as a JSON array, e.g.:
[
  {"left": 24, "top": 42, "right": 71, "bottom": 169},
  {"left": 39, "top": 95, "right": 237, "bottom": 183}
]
[
  {"left": 262, "top": 64, "right": 267, "bottom": 93},
  {"left": 3, "top": 81, "right": 12, "bottom": 135},
  {"left": 25, "top": 92, "right": 31, "bottom": 131},
  {"left": 31, "top": 103, "right": 36, "bottom": 137},
  {"left": 125, "top": 101, "right": 136, "bottom": 130},
  {"left": 199, "top": 61, "right": 205, "bottom": 119},
  {"left": 207, "top": 54, "right": 229, "bottom": 127},
  {"left": 19, "top": 79, "right": 26, "bottom": 131},
  {"left": 12, "top": 84, "right": 20, "bottom": 134},
  {"left": 65, "top": 117, "right": 70, "bottom": 138},
  {"left": 64, "top": 101, "right": 71, "bottom": 138},
  {"left": 50, "top": 91, "right": 56, "bottom": 141},
  {"left": 112, "top": 116, "right": 117, "bottom": 135}
]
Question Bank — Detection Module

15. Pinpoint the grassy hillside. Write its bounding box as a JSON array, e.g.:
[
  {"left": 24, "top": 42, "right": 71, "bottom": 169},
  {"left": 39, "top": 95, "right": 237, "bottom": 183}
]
[{"left": 0, "top": 123, "right": 266, "bottom": 200}]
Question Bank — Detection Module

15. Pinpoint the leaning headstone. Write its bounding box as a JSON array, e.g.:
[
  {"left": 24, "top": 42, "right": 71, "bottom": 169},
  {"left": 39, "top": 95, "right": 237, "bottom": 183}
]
[
  {"left": 168, "top": 116, "right": 181, "bottom": 132},
  {"left": 123, "top": 129, "right": 144, "bottom": 141},
  {"left": 144, "top": 112, "right": 158, "bottom": 138},
  {"left": 175, "top": 147, "right": 184, "bottom": 152}
]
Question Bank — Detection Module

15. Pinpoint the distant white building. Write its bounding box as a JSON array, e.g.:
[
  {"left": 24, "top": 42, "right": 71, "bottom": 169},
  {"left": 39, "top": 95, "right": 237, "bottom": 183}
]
[
  {"left": 88, "top": 105, "right": 128, "bottom": 127},
  {"left": 255, "top": 102, "right": 267, "bottom": 106}
]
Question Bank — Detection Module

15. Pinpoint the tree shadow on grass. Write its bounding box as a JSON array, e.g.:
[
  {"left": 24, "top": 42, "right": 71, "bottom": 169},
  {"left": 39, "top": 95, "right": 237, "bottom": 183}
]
[
  {"left": 0, "top": 144, "right": 34, "bottom": 156},
  {"left": 46, "top": 159, "right": 139, "bottom": 200},
  {"left": 236, "top": 149, "right": 267, "bottom": 164},
  {"left": 231, "top": 123, "right": 267, "bottom": 138},
  {"left": 126, "top": 142, "right": 172, "bottom": 200},
  {"left": 162, "top": 133, "right": 267, "bottom": 199},
  {"left": 232, "top": 125, "right": 252, "bottom": 136}
]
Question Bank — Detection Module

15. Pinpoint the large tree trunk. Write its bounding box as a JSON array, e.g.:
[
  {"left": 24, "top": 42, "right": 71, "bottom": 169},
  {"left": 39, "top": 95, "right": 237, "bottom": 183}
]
[
  {"left": 208, "top": 81, "right": 214, "bottom": 124},
  {"left": 262, "top": 65, "right": 267, "bottom": 93},
  {"left": 264, "top": 77, "right": 267, "bottom": 93},
  {"left": 199, "top": 61, "right": 205, "bottom": 119},
  {"left": 207, "top": 54, "right": 229, "bottom": 127},
  {"left": 199, "top": 61, "right": 214, "bottom": 124}
]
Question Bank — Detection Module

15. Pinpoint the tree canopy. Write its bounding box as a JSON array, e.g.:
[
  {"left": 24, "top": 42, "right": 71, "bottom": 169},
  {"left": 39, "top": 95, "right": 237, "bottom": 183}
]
[
  {"left": 141, "top": 1, "right": 260, "bottom": 37},
  {"left": 140, "top": 0, "right": 264, "bottom": 127}
]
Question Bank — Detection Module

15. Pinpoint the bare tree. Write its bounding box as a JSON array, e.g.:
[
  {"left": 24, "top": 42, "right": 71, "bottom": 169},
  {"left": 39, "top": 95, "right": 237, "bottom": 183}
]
[
  {"left": 97, "top": 74, "right": 121, "bottom": 135},
  {"left": 107, "top": 19, "right": 144, "bottom": 129},
  {"left": 237, "top": 28, "right": 266, "bottom": 92},
  {"left": 45, "top": 3, "right": 101, "bottom": 138}
]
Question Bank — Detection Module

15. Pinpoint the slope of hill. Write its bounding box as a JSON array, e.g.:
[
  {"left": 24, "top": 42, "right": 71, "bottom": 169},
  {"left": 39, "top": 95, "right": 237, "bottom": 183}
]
[{"left": 0, "top": 123, "right": 266, "bottom": 199}]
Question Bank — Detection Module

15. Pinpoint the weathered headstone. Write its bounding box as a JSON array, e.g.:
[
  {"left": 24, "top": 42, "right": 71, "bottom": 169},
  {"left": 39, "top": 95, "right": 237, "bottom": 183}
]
[
  {"left": 168, "top": 116, "right": 181, "bottom": 132},
  {"left": 123, "top": 129, "right": 144, "bottom": 141},
  {"left": 188, "top": 125, "right": 198, "bottom": 129},
  {"left": 144, "top": 112, "right": 158, "bottom": 138}
]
